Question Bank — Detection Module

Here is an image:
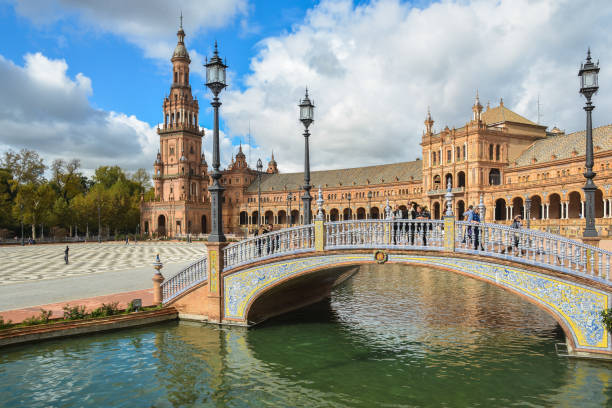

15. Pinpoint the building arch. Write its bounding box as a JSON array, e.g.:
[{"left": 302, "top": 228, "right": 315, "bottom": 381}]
[
  {"left": 529, "top": 195, "right": 542, "bottom": 219},
  {"left": 343, "top": 208, "right": 352, "bottom": 220},
  {"left": 329, "top": 208, "right": 339, "bottom": 222},
  {"left": 277, "top": 210, "right": 287, "bottom": 225},
  {"left": 239, "top": 211, "right": 248, "bottom": 225},
  {"left": 144, "top": 221, "right": 149, "bottom": 235},
  {"left": 495, "top": 198, "right": 507, "bottom": 221},
  {"left": 371, "top": 207, "right": 380, "bottom": 219},
  {"left": 433, "top": 175, "right": 441, "bottom": 190},
  {"left": 264, "top": 210, "right": 274, "bottom": 225},
  {"left": 568, "top": 191, "right": 582, "bottom": 219},
  {"left": 356, "top": 207, "right": 366, "bottom": 220},
  {"left": 433, "top": 202, "right": 441, "bottom": 219},
  {"left": 549, "top": 194, "right": 561, "bottom": 219},
  {"left": 457, "top": 200, "right": 465, "bottom": 220},
  {"left": 512, "top": 197, "right": 524, "bottom": 219},
  {"left": 157, "top": 214, "right": 166, "bottom": 236},
  {"left": 489, "top": 169, "right": 501, "bottom": 186},
  {"left": 291, "top": 209, "right": 300, "bottom": 224},
  {"left": 457, "top": 171, "right": 466, "bottom": 188},
  {"left": 251, "top": 211, "right": 259, "bottom": 226}
]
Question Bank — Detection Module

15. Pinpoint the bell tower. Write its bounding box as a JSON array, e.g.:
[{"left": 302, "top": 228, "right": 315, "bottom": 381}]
[{"left": 145, "top": 17, "right": 210, "bottom": 238}]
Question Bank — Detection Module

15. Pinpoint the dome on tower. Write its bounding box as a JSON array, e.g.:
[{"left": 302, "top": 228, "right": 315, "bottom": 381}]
[{"left": 173, "top": 42, "right": 189, "bottom": 59}]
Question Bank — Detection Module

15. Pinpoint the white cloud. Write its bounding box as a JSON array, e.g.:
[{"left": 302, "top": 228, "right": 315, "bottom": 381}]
[
  {"left": 0, "top": 53, "right": 157, "bottom": 173},
  {"left": 12, "top": 0, "right": 247, "bottom": 62},
  {"left": 222, "top": 0, "right": 612, "bottom": 172}
]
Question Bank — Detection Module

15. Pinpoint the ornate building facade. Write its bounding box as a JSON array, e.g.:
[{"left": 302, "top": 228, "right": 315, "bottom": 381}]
[{"left": 142, "top": 27, "right": 612, "bottom": 239}]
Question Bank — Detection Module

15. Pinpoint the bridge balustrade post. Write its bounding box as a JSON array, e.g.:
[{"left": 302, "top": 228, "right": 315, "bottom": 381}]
[
  {"left": 443, "top": 216, "right": 455, "bottom": 252},
  {"left": 205, "top": 241, "right": 228, "bottom": 323},
  {"left": 314, "top": 187, "right": 326, "bottom": 251},
  {"left": 152, "top": 255, "right": 164, "bottom": 305}
]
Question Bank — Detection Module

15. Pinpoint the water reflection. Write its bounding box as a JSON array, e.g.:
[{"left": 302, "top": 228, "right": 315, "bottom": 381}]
[{"left": 1, "top": 264, "right": 612, "bottom": 407}]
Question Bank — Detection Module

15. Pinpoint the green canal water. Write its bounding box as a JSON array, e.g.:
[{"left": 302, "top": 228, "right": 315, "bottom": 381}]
[{"left": 2, "top": 264, "right": 612, "bottom": 407}]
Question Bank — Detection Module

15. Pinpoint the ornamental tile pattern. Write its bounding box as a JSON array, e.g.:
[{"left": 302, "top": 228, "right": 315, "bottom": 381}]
[
  {"left": 391, "top": 255, "right": 609, "bottom": 350},
  {"left": 224, "top": 253, "right": 609, "bottom": 351},
  {"left": 224, "top": 254, "right": 372, "bottom": 319}
]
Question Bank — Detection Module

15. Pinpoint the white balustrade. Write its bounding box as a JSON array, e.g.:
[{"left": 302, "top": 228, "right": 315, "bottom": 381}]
[
  {"left": 161, "top": 256, "right": 207, "bottom": 304},
  {"left": 223, "top": 225, "right": 315, "bottom": 271}
]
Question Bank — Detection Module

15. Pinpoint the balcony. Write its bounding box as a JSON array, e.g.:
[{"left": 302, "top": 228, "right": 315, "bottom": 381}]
[{"left": 427, "top": 187, "right": 465, "bottom": 196}]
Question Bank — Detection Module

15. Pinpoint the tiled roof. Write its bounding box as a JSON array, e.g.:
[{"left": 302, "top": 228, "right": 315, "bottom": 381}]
[
  {"left": 513, "top": 124, "right": 612, "bottom": 166},
  {"left": 482, "top": 105, "right": 538, "bottom": 126},
  {"left": 246, "top": 160, "right": 423, "bottom": 193}
]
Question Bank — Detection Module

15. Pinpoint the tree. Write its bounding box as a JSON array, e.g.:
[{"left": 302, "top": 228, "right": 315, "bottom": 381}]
[
  {"left": 130, "top": 168, "right": 152, "bottom": 191},
  {"left": 13, "top": 183, "right": 56, "bottom": 239},
  {"left": 2, "top": 149, "right": 46, "bottom": 186},
  {"left": 93, "top": 166, "right": 126, "bottom": 189},
  {"left": 51, "top": 158, "right": 87, "bottom": 201},
  {"left": 0, "top": 169, "right": 15, "bottom": 230}
]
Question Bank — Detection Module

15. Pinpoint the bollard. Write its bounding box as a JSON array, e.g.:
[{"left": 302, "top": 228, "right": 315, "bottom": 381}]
[{"left": 152, "top": 254, "right": 164, "bottom": 305}]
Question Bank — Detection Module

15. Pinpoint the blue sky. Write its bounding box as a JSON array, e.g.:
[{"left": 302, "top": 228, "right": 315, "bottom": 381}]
[{"left": 1, "top": 0, "right": 611, "bottom": 174}]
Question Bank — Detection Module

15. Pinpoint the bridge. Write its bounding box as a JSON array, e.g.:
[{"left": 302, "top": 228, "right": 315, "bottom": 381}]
[{"left": 153, "top": 198, "right": 612, "bottom": 359}]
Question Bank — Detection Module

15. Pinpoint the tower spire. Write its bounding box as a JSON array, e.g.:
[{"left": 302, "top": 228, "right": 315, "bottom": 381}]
[{"left": 180, "top": 10, "right": 183, "bottom": 30}]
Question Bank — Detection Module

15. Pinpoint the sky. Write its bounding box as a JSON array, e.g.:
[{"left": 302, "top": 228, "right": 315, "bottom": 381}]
[{"left": 1, "top": 0, "right": 611, "bottom": 176}]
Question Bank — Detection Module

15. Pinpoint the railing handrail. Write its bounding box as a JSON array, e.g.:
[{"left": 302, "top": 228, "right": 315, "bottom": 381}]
[
  {"left": 161, "top": 255, "right": 208, "bottom": 304},
  {"left": 223, "top": 224, "right": 314, "bottom": 252}
]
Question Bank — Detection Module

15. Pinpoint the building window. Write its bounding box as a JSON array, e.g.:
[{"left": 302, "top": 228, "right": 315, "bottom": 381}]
[
  {"left": 489, "top": 144, "right": 494, "bottom": 161},
  {"left": 462, "top": 145, "right": 466, "bottom": 160},
  {"left": 432, "top": 151, "right": 437, "bottom": 165},
  {"left": 496, "top": 144, "right": 501, "bottom": 161},
  {"left": 447, "top": 150, "right": 451, "bottom": 163},
  {"left": 456, "top": 146, "right": 461, "bottom": 161}
]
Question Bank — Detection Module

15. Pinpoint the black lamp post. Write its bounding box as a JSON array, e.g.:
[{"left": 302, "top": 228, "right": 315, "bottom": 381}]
[
  {"left": 299, "top": 89, "right": 314, "bottom": 225},
  {"left": 287, "top": 192, "right": 293, "bottom": 226},
  {"left": 347, "top": 192, "right": 352, "bottom": 220},
  {"left": 20, "top": 203, "right": 24, "bottom": 246},
  {"left": 205, "top": 42, "right": 228, "bottom": 242},
  {"left": 578, "top": 48, "right": 600, "bottom": 238},
  {"left": 257, "top": 158, "right": 263, "bottom": 229},
  {"left": 97, "top": 199, "right": 102, "bottom": 243},
  {"left": 525, "top": 194, "right": 531, "bottom": 230},
  {"left": 367, "top": 191, "right": 372, "bottom": 219}
]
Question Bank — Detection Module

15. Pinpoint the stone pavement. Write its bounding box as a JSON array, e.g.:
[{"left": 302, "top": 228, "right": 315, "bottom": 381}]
[
  {"left": 0, "top": 241, "right": 206, "bottom": 322},
  {"left": 0, "top": 241, "right": 205, "bottom": 285}
]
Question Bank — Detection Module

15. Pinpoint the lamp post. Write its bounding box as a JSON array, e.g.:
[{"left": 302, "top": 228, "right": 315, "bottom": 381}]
[
  {"left": 205, "top": 41, "right": 228, "bottom": 243},
  {"left": 97, "top": 199, "right": 102, "bottom": 243},
  {"left": 20, "top": 203, "right": 24, "bottom": 246},
  {"left": 257, "top": 158, "right": 263, "bottom": 229},
  {"left": 287, "top": 192, "right": 293, "bottom": 226},
  {"left": 578, "top": 48, "right": 600, "bottom": 238},
  {"left": 299, "top": 88, "right": 314, "bottom": 224},
  {"left": 525, "top": 194, "right": 531, "bottom": 230},
  {"left": 367, "top": 191, "right": 372, "bottom": 219},
  {"left": 347, "top": 192, "right": 352, "bottom": 220}
]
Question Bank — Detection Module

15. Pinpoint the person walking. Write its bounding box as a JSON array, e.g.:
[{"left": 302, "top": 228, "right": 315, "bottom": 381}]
[
  {"left": 64, "top": 245, "right": 69, "bottom": 265},
  {"left": 125, "top": 236, "right": 129, "bottom": 245},
  {"left": 462, "top": 205, "right": 474, "bottom": 244}
]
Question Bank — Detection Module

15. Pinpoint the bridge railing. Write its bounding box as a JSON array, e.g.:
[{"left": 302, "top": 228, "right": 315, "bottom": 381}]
[
  {"left": 455, "top": 221, "right": 611, "bottom": 284},
  {"left": 325, "top": 219, "right": 445, "bottom": 250},
  {"left": 223, "top": 224, "right": 315, "bottom": 271},
  {"left": 161, "top": 256, "right": 207, "bottom": 304}
]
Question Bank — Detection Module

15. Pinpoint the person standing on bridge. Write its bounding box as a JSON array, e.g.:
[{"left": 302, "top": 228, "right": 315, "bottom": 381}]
[
  {"left": 472, "top": 207, "right": 482, "bottom": 250},
  {"left": 510, "top": 215, "right": 522, "bottom": 251},
  {"left": 64, "top": 245, "right": 69, "bottom": 265}
]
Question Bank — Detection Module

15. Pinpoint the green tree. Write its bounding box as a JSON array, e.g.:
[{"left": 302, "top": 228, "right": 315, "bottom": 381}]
[
  {"left": 0, "top": 168, "right": 15, "bottom": 230},
  {"left": 13, "top": 183, "right": 56, "bottom": 239},
  {"left": 2, "top": 149, "right": 46, "bottom": 186},
  {"left": 93, "top": 166, "right": 126, "bottom": 189}
]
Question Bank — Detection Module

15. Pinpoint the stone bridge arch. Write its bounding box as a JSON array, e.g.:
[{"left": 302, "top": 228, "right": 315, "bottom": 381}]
[{"left": 221, "top": 251, "right": 609, "bottom": 355}]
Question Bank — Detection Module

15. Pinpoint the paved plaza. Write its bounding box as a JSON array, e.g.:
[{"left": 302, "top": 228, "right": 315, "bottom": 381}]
[
  {"left": 0, "top": 241, "right": 207, "bottom": 312},
  {"left": 0, "top": 241, "right": 205, "bottom": 285}
]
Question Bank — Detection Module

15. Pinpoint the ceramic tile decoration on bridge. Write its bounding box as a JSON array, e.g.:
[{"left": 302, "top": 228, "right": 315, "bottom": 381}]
[{"left": 158, "top": 196, "right": 612, "bottom": 359}]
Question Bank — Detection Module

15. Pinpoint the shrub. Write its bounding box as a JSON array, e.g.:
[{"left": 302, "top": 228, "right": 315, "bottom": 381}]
[
  {"left": 22, "top": 309, "right": 52, "bottom": 326},
  {"left": 63, "top": 304, "right": 87, "bottom": 320},
  {"left": 90, "top": 302, "right": 119, "bottom": 318},
  {"left": 601, "top": 308, "right": 612, "bottom": 334},
  {"left": 0, "top": 315, "right": 13, "bottom": 329}
]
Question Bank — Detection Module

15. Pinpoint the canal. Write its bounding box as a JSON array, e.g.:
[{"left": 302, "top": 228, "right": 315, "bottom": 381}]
[{"left": 1, "top": 264, "right": 612, "bottom": 407}]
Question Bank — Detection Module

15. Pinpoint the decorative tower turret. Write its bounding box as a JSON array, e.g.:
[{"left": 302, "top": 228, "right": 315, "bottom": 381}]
[
  {"left": 267, "top": 151, "right": 279, "bottom": 174},
  {"left": 424, "top": 107, "right": 434, "bottom": 135},
  {"left": 472, "top": 90, "right": 483, "bottom": 122}
]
